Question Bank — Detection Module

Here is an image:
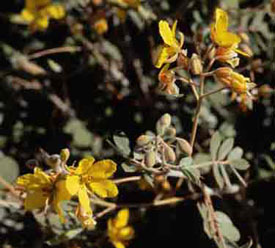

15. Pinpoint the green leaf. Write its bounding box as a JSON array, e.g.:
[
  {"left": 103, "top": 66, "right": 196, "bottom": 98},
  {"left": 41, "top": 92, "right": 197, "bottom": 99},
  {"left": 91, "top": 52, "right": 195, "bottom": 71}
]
[
  {"left": 230, "top": 159, "right": 250, "bottom": 170},
  {"left": 218, "top": 138, "right": 234, "bottom": 160},
  {"left": 213, "top": 164, "right": 224, "bottom": 189},
  {"left": 113, "top": 132, "right": 131, "bottom": 156},
  {"left": 216, "top": 211, "right": 240, "bottom": 242},
  {"left": 179, "top": 157, "right": 193, "bottom": 167},
  {"left": 228, "top": 147, "right": 243, "bottom": 161},
  {"left": 121, "top": 162, "right": 137, "bottom": 173},
  {"left": 0, "top": 156, "right": 19, "bottom": 189},
  {"left": 210, "top": 132, "right": 221, "bottom": 160}
]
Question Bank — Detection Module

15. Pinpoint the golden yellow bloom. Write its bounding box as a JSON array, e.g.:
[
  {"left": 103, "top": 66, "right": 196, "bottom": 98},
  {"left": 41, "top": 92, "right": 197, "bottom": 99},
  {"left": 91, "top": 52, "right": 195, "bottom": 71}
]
[
  {"left": 158, "top": 64, "right": 178, "bottom": 95},
  {"left": 65, "top": 157, "right": 118, "bottom": 216},
  {"left": 210, "top": 8, "right": 249, "bottom": 60},
  {"left": 155, "top": 20, "right": 184, "bottom": 68},
  {"left": 16, "top": 167, "right": 70, "bottom": 222},
  {"left": 214, "top": 67, "right": 256, "bottom": 94},
  {"left": 21, "top": 0, "right": 65, "bottom": 31},
  {"left": 108, "top": 209, "right": 134, "bottom": 248},
  {"left": 93, "top": 18, "right": 108, "bottom": 35}
]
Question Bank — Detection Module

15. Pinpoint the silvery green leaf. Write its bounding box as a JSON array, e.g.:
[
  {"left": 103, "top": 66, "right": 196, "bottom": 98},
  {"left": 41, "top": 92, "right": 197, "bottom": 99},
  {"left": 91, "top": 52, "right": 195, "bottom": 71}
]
[
  {"left": 228, "top": 147, "right": 243, "bottom": 161},
  {"left": 218, "top": 138, "right": 234, "bottom": 160},
  {"left": 0, "top": 156, "right": 19, "bottom": 189},
  {"left": 121, "top": 162, "right": 137, "bottom": 173},
  {"left": 213, "top": 164, "right": 224, "bottom": 189},
  {"left": 216, "top": 211, "right": 240, "bottom": 242},
  {"left": 179, "top": 157, "right": 193, "bottom": 167},
  {"left": 113, "top": 132, "right": 131, "bottom": 156},
  {"left": 210, "top": 132, "right": 221, "bottom": 160},
  {"left": 230, "top": 159, "right": 250, "bottom": 170}
]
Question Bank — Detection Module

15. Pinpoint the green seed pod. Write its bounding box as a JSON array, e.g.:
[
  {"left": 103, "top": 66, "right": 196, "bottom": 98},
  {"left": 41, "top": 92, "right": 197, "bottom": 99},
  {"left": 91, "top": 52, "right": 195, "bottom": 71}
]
[
  {"left": 164, "top": 144, "right": 176, "bottom": 162},
  {"left": 164, "top": 127, "right": 177, "bottom": 137},
  {"left": 190, "top": 53, "right": 203, "bottom": 75},
  {"left": 177, "top": 138, "right": 193, "bottom": 156},
  {"left": 145, "top": 150, "right": 156, "bottom": 167}
]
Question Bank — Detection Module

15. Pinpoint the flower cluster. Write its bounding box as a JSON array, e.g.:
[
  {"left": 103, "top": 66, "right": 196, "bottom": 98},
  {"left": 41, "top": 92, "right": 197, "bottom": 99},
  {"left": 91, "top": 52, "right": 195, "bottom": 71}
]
[
  {"left": 20, "top": 0, "right": 65, "bottom": 31},
  {"left": 16, "top": 150, "right": 118, "bottom": 229},
  {"left": 154, "top": 8, "right": 256, "bottom": 110}
]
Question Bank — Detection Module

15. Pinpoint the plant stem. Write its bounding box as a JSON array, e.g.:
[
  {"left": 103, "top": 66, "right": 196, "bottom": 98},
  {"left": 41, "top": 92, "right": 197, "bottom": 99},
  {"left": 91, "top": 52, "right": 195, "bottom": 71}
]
[
  {"left": 113, "top": 176, "right": 141, "bottom": 184},
  {"left": 201, "top": 87, "right": 227, "bottom": 99}
]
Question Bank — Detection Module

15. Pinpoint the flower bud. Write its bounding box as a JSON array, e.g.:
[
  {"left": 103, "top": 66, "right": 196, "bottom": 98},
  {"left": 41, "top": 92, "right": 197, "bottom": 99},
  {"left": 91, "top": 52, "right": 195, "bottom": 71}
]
[
  {"left": 164, "top": 144, "right": 176, "bottom": 162},
  {"left": 159, "top": 113, "right": 171, "bottom": 128},
  {"left": 164, "top": 127, "right": 177, "bottom": 137},
  {"left": 190, "top": 53, "right": 203, "bottom": 75},
  {"left": 136, "top": 135, "right": 150, "bottom": 146},
  {"left": 177, "top": 138, "right": 192, "bottom": 156},
  {"left": 239, "top": 32, "right": 250, "bottom": 44},
  {"left": 145, "top": 150, "right": 156, "bottom": 167},
  {"left": 60, "top": 148, "right": 70, "bottom": 163},
  {"left": 93, "top": 18, "right": 108, "bottom": 35},
  {"left": 177, "top": 50, "right": 189, "bottom": 70},
  {"left": 208, "top": 46, "right": 216, "bottom": 60},
  {"left": 258, "top": 84, "right": 273, "bottom": 98},
  {"left": 239, "top": 44, "right": 253, "bottom": 57}
]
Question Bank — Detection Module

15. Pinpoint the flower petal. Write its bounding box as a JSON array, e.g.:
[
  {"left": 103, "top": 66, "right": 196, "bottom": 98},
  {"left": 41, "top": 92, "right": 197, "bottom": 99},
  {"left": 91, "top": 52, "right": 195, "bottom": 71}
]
[
  {"left": 65, "top": 175, "right": 81, "bottom": 196},
  {"left": 88, "top": 159, "right": 117, "bottom": 179},
  {"left": 78, "top": 186, "right": 92, "bottom": 214},
  {"left": 118, "top": 226, "right": 135, "bottom": 240},
  {"left": 114, "top": 209, "right": 129, "bottom": 228},
  {"left": 43, "top": 4, "right": 65, "bottom": 19},
  {"left": 89, "top": 179, "right": 118, "bottom": 198},
  {"left": 112, "top": 241, "right": 125, "bottom": 248},
  {"left": 159, "top": 20, "right": 174, "bottom": 46},
  {"left": 21, "top": 9, "right": 35, "bottom": 22},
  {"left": 24, "top": 189, "right": 48, "bottom": 210},
  {"left": 215, "top": 8, "right": 228, "bottom": 33},
  {"left": 75, "top": 157, "right": 95, "bottom": 175},
  {"left": 155, "top": 46, "right": 169, "bottom": 68}
]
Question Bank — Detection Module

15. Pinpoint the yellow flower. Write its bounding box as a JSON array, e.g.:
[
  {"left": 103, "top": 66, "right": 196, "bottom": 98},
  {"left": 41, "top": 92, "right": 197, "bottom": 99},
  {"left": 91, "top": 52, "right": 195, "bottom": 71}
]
[
  {"left": 16, "top": 167, "right": 70, "bottom": 222},
  {"left": 21, "top": 0, "right": 65, "bottom": 31},
  {"left": 155, "top": 20, "right": 184, "bottom": 68},
  {"left": 210, "top": 8, "right": 249, "bottom": 60},
  {"left": 214, "top": 67, "right": 256, "bottom": 94},
  {"left": 93, "top": 18, "right": 108, "bottom": 35},
  {"left": 65, "top": 157, "right": 118, "bottom": 215},
  {"left": 108, "top": 209, "right": 134, "bottom": 248},
  {"left": 157, "top": 64, "right": 178, "bottom": 95}
]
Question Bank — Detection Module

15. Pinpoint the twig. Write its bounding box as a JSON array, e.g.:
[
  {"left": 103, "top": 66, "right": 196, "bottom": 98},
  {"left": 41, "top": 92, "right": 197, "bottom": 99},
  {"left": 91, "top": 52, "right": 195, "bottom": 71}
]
[
  {"left": 201, "top": 87, "right": 227, "bottom": 99},
  {"left": 28, "top": 46, "right": 81, "bottom": 60},
  {"left": 113, "top": 176, "right": 141, "bottom": 184},
  {"left": 202, "top": 184, "right": 226, "bottom": 248},
  {"left": 94, "top": 206, "right": 116, "bottom": 220},
  {"left": 0, "top": 175, "right": 20, "bottom": 198}
]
